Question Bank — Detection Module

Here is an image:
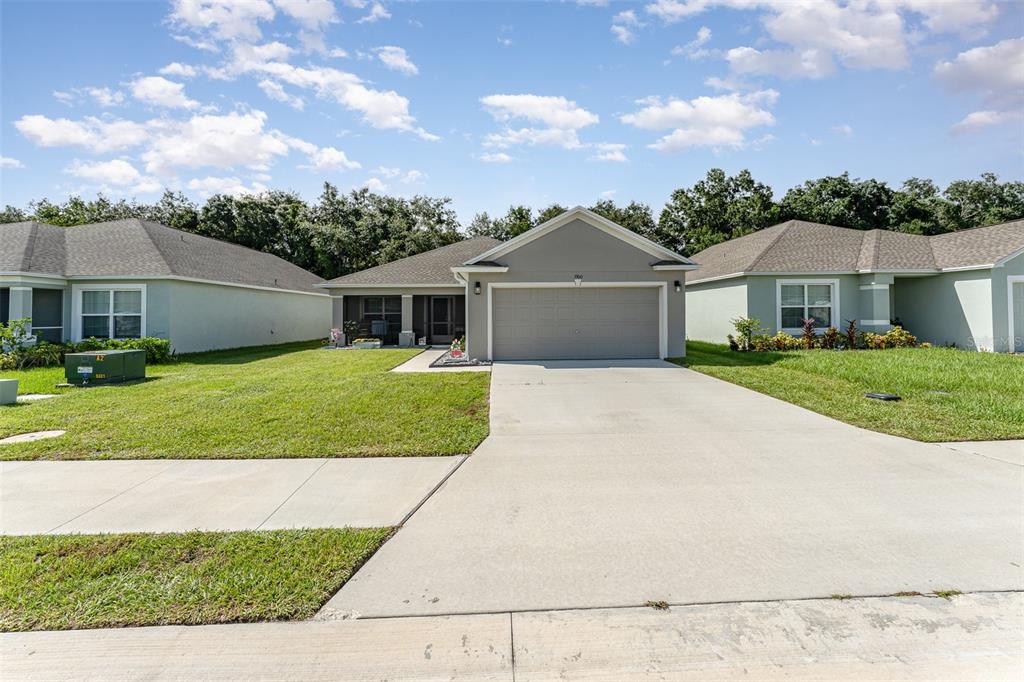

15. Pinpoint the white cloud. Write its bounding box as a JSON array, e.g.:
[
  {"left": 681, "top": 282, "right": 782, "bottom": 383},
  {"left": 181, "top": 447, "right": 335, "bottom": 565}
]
[
  {"left": 402, "top": 169, "right": 426, "bottom": 183},
  {"left": 479, "top": 152, "right": 513, "bottom": 163},
  {"left": 374, "top": 46, "right": 418, "bottom": 75},
  {"left": 611, "top": 25, "right": 635, "bottom": 45},
  {"left": 902, "top": 0, "right": 1000, "bottom": 36},
  {"left": 621, "top": 89, "right": 778, "bottom": 151},
  {"left": 727, "top": 46, "right": 834, "bottom": 79},
  {"left": 576, "top": 0, "right": 610, "bottom": 5},
  {"left": 51, "top": 87, "right": 126, "bottom": 107},
  {"left": 481, "top": 94, "right": 598, "bottom": 130},
  {"left": 645, "top": 0, "right": 706, "bottom": 24},
  {"left": 14, "top": 115, "right": 151, "bottom": 153},
  {"left": 274, "top": 0, "right": 338, "bottom": 51},
  {"left": 258, "top": 79, "right": 305, "bottom": 109},
  {"left": 363, "top": 177, "right": 388, "bottom": 191},
  {"left": 0, "top": 157, "right": 24, "bottom": 169},
  {"left": 833, "top": 123, "right": 853, "bottom": 137},
  {"left": 140, "top": 110, "right": 292, "bottom": 175},
  {"left": 599, "top": 189, "right": 617, "bottom": 200},
  {"left": 374, "top": 166, "right": 401, "bottom": 178},
  {"left": 611, "top": 10, "right": 640, "bottom": 45},
  {"left": 66, "top": 159, "right": 161, "bottom": 194},
  {"left": 935, "top": 37, "right": 1024, "bottom": 133},
  {"left": 302, "top": 145, "right": 361, "bottom": 171},
  {"left": 168, "top": 0, "right": 276, "bottom": 43},
  {"left": 356, "top": 1, "right": 390, "bottom": 23},
  {"left": 589, "top": 143, "right": 628, "bottom": 162},
  {"left": 160, "top": 62, "right": 198, "bottom": 78},
  {"left": 187, "top": 175, "right": 268, "bottom": 197},
  {"left": 131, "top": 76, "right": 200, "bottom": 109},
  {"left": 950, "top": 110, "right": 1024, "bottom": 135},
  {"left": 171, "top": 33, "right": 220, "bottom": 52},
  {"left": 671, "top": 26, "right": 712, "bottom": 60}
]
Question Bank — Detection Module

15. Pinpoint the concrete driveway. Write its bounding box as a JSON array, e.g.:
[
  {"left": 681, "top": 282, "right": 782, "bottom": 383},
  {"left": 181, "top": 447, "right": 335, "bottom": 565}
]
[{"left": 323, "top": 360, "right": 1023, "bottom": 619}]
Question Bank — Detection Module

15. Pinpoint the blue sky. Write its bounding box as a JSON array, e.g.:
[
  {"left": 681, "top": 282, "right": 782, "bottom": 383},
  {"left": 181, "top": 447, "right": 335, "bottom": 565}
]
[{"left": 1, "top": 0, "right": 1021, "bottom": 223}]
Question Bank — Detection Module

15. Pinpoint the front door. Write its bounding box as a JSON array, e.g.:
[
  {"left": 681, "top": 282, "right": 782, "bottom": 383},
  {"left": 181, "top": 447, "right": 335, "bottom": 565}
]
[{"left": 430, "top": 296, "right": 454, "bottom": 344}]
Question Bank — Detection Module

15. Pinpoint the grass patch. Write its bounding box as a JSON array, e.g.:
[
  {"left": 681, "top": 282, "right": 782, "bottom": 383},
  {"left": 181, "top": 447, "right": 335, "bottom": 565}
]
[
  {"left": 674, "top": 341, "right": 1024, "bottom": 442},
  {"left": 0, "top": 342, "right": 490, "bottom": 460},
  {"left": 0, "top": 528, "right": 390, "bottom": 632},
  {"left": 933, "top": 589, "right": 962, "bottom": 600}
]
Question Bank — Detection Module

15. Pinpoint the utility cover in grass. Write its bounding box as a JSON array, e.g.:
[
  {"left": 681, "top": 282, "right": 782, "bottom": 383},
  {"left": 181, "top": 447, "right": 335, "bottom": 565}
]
[{"left": 0, "top": 430, "right": 65, "bottom": 445}]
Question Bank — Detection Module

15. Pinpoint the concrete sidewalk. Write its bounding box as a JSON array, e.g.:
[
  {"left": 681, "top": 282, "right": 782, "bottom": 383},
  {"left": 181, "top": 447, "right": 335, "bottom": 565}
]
[
  {"left": 0, "top": 456, "right": 462, "bottom": 534},
  {"left": 938, "top": 440, "right": 1024, "bottom": 466},
  {"left": 2, "top": 592, "right": 1020, "bottom": 681}
]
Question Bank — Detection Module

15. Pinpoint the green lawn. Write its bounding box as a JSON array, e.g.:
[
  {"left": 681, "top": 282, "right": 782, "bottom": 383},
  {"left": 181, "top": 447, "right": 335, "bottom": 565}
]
[
  {"left": 0, "top": 342, "right": 490, "bottom": 460},
  {"left": 0, "top": 528, "right": 389, "bottom": 631},
  {"left": 676, "top": 341, "right": 1024, "bottom": 442}
]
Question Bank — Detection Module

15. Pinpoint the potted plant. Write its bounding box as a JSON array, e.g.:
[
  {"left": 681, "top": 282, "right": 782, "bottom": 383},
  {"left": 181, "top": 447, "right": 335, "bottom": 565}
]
[
  {"left": 352, "top": 337, "right": 382, "bottom": 349},
  {"left": 450, "top": 337, "right": 464, "bottom": 359}
]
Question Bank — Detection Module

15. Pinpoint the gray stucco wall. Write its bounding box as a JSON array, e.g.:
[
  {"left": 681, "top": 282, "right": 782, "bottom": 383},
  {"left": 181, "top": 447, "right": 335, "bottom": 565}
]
[
  {"left": 685, "top": 278, "right": 747, "bottom": 343},
  {"left": 166, "top": 281, "right": 330, "bottom": 353},
  {"left": 465, "top": 219, "right": 687, "bottom": 359},
  {"left": 895, "top": 270, "right": 994, "bottom": 350}
]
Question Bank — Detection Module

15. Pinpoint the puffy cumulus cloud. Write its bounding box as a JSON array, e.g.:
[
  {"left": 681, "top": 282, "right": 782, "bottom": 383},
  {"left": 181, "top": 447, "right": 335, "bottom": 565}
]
[
  {"left": 141, "top": 110, "right": 292, "bottom": 175},
  {"left": 479, "top": 152, "right": 513, "bottom": 163},
  {"left": 621, "top": 89, "right": 778, "bottom": 151},
  {"left": 950, "top": 110, "right": 1024, "bottom": 135},
  {"left": 187, "top": 175, "right": 269, "bottom": 197},
  {"left": 374, "top": 46, "right": 418, "bottom": 75},
  {"left": 935, "top": 37, "right": 1024, "bottom": 134},
  {"left": 52, "top": 87, "right": 126, "bottom": 108},
  {"left": 168, "top": 0, "right": 276, "bottom": 43},
  {"left": 363, "top": 177, "right": 388, "bottom": 192},
  {"left": 301, "top": 146, "right": 361, "bottom": 171},
  {"left": 480, "top": 94, "right": 599, "bottom": 151},
  {"left": 671, "top": 26, "right": 712, "bottom": 60},
  {"left": 130, "top": 76, "right": 200, "bottom": 109},
  {"left": 646, "top": 1, "right": 1002, "bottom": 80},
  {"left": 481, "top": 94, "right": 598, "bottom": 130},
  {"left": 274, "top": 0, "right": 338, "bottom": 52},
  {"left": 726, "top": 46, "right": 834, "bottom": 79},
  {"left": 0, "top": 156, "right": 24, "bottom": 169},
  {"left": 14, "top": 115, "right": 151, "bottom": 153},
  {"left": 159, "top": 62, "right": 199, "bottom": 78},
  {"left": 589, "top": 143, "right": 628, "bottom": 162},
  {"left": 356, "top": 1, "right": 390, "bottom": 24},
  {"left": 65, "top": 159, "right": 162, "bottom": 194},
  {"left": 258, "top": 79, "right": 305, "bottom": 109},
  {"left": 611, "top": 10, "right": 640, "bottom": 45},
  {"left": 599, "top": 189, "right": 617, "bottom": 200}
]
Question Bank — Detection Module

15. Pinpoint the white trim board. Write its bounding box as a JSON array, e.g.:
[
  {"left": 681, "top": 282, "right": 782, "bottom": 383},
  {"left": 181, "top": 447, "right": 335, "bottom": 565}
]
[
  {"left": 467, "top": 207, "right": 695, "bottom": 266},
  {"left": 71, "top": 283, "right": 147, "bottom": 342},
  {"left": 486, "top": 281, "right": 668, "bottom": 361}
]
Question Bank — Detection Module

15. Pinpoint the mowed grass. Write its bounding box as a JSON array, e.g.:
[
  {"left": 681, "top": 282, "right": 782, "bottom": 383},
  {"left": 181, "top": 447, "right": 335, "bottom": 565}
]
[
  {"left": 0, "top": 342, "right": 490, "bottom": 460},
  {"left": 675, "top": 341, "right": 1024, "bottom": 442},
  {"left": 0, "top": 528, "right": 390, "bottom": 631}
]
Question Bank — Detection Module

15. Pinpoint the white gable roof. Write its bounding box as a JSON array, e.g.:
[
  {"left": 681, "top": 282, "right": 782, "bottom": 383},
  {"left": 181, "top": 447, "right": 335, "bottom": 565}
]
[{"left": 464, "top": 206, "right": 697, "bottom": 267}]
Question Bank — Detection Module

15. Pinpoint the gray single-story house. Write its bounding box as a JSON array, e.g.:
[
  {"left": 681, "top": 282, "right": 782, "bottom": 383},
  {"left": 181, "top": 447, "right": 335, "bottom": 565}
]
[
  {"left": 318, "top": 207, "right": 698, "bottom": 360},
  {"left": 685, "top": 219, "right": 1024, "bottom": 352},
  {"left": 1, "top": 219, "right": 330, "bottom": 353}
]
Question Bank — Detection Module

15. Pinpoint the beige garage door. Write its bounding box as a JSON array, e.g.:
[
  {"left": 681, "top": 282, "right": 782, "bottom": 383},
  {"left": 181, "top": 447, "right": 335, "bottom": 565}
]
[{"left": 492, "top": 287, "right": 660, "bottom": 360}]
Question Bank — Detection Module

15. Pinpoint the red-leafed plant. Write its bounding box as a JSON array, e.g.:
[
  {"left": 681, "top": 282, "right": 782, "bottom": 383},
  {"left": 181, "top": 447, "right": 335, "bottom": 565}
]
[
  {"left": 801, "top": 317, "right": 816, "bottom": 349},
  {"left": 845, "top": 318, "right": 859, "bottom": 349}
]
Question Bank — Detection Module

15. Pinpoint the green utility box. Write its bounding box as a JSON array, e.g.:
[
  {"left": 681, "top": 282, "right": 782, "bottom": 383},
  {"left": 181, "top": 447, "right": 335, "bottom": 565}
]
[{"left": 65, "top": 349, "right": 146, "bottom": 386}]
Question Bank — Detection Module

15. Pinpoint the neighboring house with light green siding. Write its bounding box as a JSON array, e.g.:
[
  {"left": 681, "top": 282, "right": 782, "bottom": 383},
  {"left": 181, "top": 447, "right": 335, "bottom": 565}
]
[
  {"left": 686, "top": 219, "right": 1024, "bottom": 352},
  {"left": 1, "top": 219, "right": 330, "bottom": 353}
]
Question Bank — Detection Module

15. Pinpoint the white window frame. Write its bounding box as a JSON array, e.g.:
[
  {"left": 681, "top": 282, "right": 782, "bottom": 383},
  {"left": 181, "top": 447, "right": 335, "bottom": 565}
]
[
  {"left": 29, "top": 287, "right": 65, "bottom": 342},
  {"left": 71, "top": 283, "right": 146, "bottom": 341},
  {"left": 776, "top": 279, "right": 840, "bottom": 335}
]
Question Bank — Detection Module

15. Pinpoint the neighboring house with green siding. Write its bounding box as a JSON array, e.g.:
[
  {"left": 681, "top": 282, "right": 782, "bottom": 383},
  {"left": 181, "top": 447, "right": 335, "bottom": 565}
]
[
  {"left": 1, "top": 219, "right": 330, "bottom": 353},
  {"left": 685, "top": 219, "right": 1024, "bottom": 352}
]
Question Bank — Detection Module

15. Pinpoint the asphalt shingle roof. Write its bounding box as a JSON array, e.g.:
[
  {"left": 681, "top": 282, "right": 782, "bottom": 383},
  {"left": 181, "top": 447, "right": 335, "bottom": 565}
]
[
  {"left": 321, "top": 236, "right": 502, "bottom": 286},
  {"left": 687, "top": 219, "right": 1024, "bottom": 282},
  {"left": 1, "top": 219, "right": 325, "bottom": 293}
]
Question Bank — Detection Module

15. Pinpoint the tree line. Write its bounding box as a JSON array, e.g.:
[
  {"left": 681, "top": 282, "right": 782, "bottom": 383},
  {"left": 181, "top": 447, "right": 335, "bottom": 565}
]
[{"left": 2, "top": 170, "right": 1021, "bottom": 278}]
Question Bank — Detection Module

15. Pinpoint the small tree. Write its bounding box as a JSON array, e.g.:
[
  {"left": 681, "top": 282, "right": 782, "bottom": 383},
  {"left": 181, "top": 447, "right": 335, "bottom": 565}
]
[
  {"left": 730, "top": 317, "right": 764, "bottom": 351},
  {"left": 801, "top": 317, "right": 816, "bottom": 349},
  {"left": 0, "top": 318, "right": 33, "bottom": 352}
]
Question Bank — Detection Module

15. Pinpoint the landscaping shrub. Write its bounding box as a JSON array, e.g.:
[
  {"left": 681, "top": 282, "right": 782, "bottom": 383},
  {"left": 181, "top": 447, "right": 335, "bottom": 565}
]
[
  {"left": 844, "top": 319, "right": 859, "bottom": 349},
  {"left": 770, "top": 331, "right": 801, "bottom": 351},
  {"left": 730, "top": 317, "right": 765, "bottom": 351},
  {"left": 725, "top": 318, "right": 922, "bottom": 354},
  {"left": 0, "top": 337, "right": 173, "bottom": 369},
  {"left": 821, "top": 326, "right": 840, "bottom": 350}
]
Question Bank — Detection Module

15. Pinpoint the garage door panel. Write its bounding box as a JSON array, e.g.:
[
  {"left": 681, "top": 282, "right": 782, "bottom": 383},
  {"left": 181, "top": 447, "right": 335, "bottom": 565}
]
[{"left": 492, "top": 286, "right": 660, "bottom": 360}]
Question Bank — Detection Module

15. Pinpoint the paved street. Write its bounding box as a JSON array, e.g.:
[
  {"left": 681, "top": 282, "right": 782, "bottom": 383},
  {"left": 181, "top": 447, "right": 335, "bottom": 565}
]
[{"left": 0, "top": 456, "right": 463, "bottom": 534}]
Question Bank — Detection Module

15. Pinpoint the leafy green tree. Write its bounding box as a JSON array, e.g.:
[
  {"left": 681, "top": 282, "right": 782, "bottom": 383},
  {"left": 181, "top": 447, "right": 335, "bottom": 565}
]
[
  {"left": 658, "top": 168, "right": 779, "bottom": 255},
  {"left": 779, "top": 173, "right": 894, "bottom": 231},
  {"left": 0, "top": 205, "right": 28, "bottom": 223},
  {"left": 142, "top": 191, "right": 200, "bottom": 233},
  {"left": 28, "top": 195, "right": 148, "bottom": 226},
  {"left": 589, "top": 199, "right": 657, "bottom": 240},
  {"left": 535, "top": 203, "right": 568, "bottom": 224},
  {"left": 939, "top": 173, "right": 1024, "bottom": 232},
  {"left": 467, "top": 205, "right": 535, "bottom": 241},
  {"left": 889, "top": 178, "right": 944, "bottom": 235}
]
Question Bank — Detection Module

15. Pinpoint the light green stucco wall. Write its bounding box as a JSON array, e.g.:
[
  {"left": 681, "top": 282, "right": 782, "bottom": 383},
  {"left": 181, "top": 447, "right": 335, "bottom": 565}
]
[
  {"left": 991, "top": 252, "right": 1024, "bottom": 352},
  {"left": 895, "top": 270, "right": 994, "bottom": 350},
  {"left": 166, "top": 281, "right": 330, "bottom": 353},
  {"left": 685, "top": 279, "right": 747, "bottom": 343},
  {"left": 745, "top": 274, "right": 861, "bottom": 335}
]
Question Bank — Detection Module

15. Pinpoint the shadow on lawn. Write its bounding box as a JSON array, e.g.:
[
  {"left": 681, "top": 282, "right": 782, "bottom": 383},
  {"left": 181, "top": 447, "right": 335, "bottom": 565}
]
[
  {"left": 677, "top": 342, "right": 787, "bottom": 369},
  {"left": 180, "top": 340, "right": 326, "bottom": 367}
]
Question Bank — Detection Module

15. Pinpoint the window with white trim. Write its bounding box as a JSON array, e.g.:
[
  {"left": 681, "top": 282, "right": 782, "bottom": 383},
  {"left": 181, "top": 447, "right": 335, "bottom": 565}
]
[
  {"left": 81, "top": 289, "right": 143, "bottom": 339},
  {"left": 779, "top": 283, "right": 834, "bottom": 331}
]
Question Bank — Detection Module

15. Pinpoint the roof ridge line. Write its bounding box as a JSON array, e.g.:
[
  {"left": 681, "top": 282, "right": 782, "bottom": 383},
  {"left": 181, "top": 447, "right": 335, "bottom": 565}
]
[
  {"left": 136, "top": 219, "right": 175, "bottom": 276},
  {"left": 21, "top": 221, "right": 39, "bottom": 272},
  {"left": 746, "top": 220, "right": 795, "bottom": 272}
]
